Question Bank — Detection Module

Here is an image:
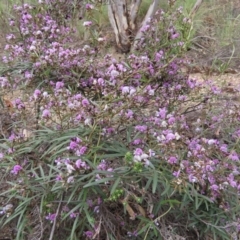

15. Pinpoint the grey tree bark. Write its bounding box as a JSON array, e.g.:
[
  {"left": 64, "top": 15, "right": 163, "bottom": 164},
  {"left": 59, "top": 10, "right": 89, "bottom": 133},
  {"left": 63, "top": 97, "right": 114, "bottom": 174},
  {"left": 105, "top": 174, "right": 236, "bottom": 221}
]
[
  {"left": 108, "top": 0, "right": 159, "bottom": 53},
  {"left": 108, "top": 0, "right": 203, "bottom": 53}
]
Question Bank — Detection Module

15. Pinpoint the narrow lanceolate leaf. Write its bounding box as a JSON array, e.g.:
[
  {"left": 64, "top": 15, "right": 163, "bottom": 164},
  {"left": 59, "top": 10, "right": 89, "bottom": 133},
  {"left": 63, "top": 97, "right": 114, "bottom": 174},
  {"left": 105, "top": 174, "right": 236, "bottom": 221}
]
[
  {"left": 83, "top": 177, "right": 113, "bottom": 188},
  {"left": 152, "top": 170, "right": 158, "bottom": 194},
  {"left": 110, "top": 177, "right": 121, "bottom": 195}
]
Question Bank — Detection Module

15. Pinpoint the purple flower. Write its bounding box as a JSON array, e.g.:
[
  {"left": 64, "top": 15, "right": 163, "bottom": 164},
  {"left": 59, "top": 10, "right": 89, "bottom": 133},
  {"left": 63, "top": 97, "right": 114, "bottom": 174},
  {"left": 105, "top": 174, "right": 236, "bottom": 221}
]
[
  {"left": 14, "top": 98, "right": 25, "bottom": 110},
  {"left": 82, "top": 98, "right": 89, "bottom": 107},
  {"left": 97, "top": 160, "right": 107, "bottom": 171},
  {"left": 75, "top": 159, "right": 89, "bottom": 170},
  {"left": 70, "top": 212, "right": 78, "bottom": 218},
  {"left": 76, "top": 146, "right": 87, "bottom": 156},
  {"left": 121, "top": 86, "right": 136, "bottom": 95},
  {"left": 68, "top": 141, "right": 78, "bottom": 150},
  {"left": 189, "top": 174, "right": 198, "bottom": 183},
  {"left": 156, "top": 107, "right": 167, "bottom": 119},
  {"left": 186, "top": 78, "right": 196, "bottom": 89},
  {"left": 173, "top": 170, "right": 180, "bottom": 177},
  {"left": 233, "top": 129, "right": 240, "bottom": 139},
  {"left": 126, "top": 109, "right": 133, "bottom": 119},
  {"left": 155, "top": 50, "right": 164, "bottom": 61},
  {"left": 97, "top": 78, "right": 105, "bottom": 86},
  {"left": 11, "top": 165, "right": 22, "bottom": 175},
  {"left": 227, "top": 174, "right": 237, "bottom": 188},
  {"left": 220, "top": 144, "right": 228, "bottom": 153},
  {"left": 67, "top": 176, "right": 74, "bottom": 183},
  {"left": 134, "top": 148, "right": 143, "bottom": 156},
  {"left": 167, "top": 116, "right": 175, "bottom": 125},
  {"left": 85, "top": 4, "right": 94, "bottom": 10},
  {"left": 24, "top": 71, "right": 32, "bottom": 79},
  {"left": 210, "top": 184, "right": 219, "bottom": 191},
  {"left": 45, "top": 213, "right": 56, "bottom": 222},
  {"left": 84, "top": 231, "right": 93, "bottom": 238},
  {"left": 135, "top": 125, "right": 147, "bottom": 133},
  {"left": 228, "top": 152, "right": 239, "bottom": 161},
  {"left": 56, "top": 175, "right": 62, "bottom": 181},
  {"left": 75, "top": 159, "right": 83, "bottom": 168},
  {"left": 127, "top": 230, "right": 138, "bottom": 237},
  {"left": 8, "top": 133, "right": 16, "bottom": 142},
  {"left": 42, "top": 109, "right": 51, "bottom": 118},
  {"left": 55, "top": 81, "right": 64, "bottom": 89},
  {"left": 94, "top": 206, "right": 99, "bottom": 213},
  {"left": 171, "top": 32, "right": 180, "bottom": 39},
  {"left": 132, "top": 139, "right": 143, "bottom": 145},
  {"left": 165, "top": 132, "right": 176, "bottom": 142},
  {"left": 168, "top": 156, "right": 178, "bottom": 164},
  {"left": 33, "top": 89, "right": 41, "bottom": 100},
  {"left": 6, "top": 34, "right": 15, "bottom": 41}
]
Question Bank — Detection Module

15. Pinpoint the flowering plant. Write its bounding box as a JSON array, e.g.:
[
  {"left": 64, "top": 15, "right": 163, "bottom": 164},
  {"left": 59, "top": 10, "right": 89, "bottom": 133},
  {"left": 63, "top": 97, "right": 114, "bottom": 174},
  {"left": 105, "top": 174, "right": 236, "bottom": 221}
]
[{"left": 0, "top": 1, "right": 239, "bottom": 239}]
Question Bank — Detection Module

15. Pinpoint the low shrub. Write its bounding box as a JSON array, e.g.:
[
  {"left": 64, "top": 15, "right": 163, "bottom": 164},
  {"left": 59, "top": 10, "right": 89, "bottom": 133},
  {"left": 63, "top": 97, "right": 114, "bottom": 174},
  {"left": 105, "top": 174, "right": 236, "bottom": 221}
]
[{"left": 0, "top": 1, "right": 239, "bottom": 239}]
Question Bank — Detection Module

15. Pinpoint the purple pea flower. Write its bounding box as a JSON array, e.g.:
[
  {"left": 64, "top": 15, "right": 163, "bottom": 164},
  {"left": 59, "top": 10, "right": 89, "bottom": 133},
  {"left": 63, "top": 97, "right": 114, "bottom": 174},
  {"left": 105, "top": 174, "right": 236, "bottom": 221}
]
[
  {"left": 70, "top": 212, "right": 78, "bottom": 218},
  {"left": 228, "top": 152, "right": 239, "bottom": 161},
  {"left": 33, "top": 89, "right": 41, "bottom": 100},
  {"left": 42, "top": 109, "right": 51, "bottom": 118},
  {"left": 82, "top": 98, "right": 89, "bottom": 107},
  {"left": 132, "top": 139, "right": 143, "bottom": 145},
  {"left": 55, "top": 81, "right": 64, "bottom": 89},
  {"left": 135, "top": 125, "right": 147, "bottom": 133},
  {"left": 157, "top": 107, "right": 167, "bottom": 119},
  {"left": 45, "top": 213, "right": 57, "bottom": 222},
  {"left": 97, "top": 160, "right": 107, "bottom": 171},
  {"left": 165, "top": 132, "right": 176, "bottom": 142},
  {"left": 168, "top": 156, "right": 178, "bottom": 164},
  {"left": 11, "top": 165, "right": 22, "bottom": 175},
  {"left": 167, "top": 116, "right": 175, "bottom": 125},
  {"left": 86, "top": 4, "right": 94, "bottom": 10},
  {"left": 76, "top": 146, "right": 87, "bottom": 156},
  {"left": 84, "top": 231, "right": 93, "bottom": 238},
  {"left": 134, "top": 148, "right": 143, "bottom": 156}
]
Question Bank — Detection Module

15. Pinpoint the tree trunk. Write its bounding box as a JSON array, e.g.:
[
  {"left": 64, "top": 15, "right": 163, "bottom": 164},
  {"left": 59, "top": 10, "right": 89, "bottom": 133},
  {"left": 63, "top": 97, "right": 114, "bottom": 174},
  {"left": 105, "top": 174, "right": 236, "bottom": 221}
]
[
  {"left": 108, "top": 0, "right": 136, "bottom": 53},
  {"left": 108, "top": 0, "right": 203, "bottom": 53}
]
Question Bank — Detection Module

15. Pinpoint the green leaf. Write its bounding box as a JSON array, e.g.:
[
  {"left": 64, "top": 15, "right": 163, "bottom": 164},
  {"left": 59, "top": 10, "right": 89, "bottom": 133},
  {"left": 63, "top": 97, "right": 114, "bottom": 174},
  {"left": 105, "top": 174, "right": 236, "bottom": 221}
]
[
  {"left": 161, "top": 183, "right": 171, "bottom": 196},
  {"left": 70, "top": 215, "right": 80, "bottom": 239},
  {"left": 160, "top": 199, "right": 180, "bottom": 206},
  {"left": 152, "top": 170, "right": 158, "bottom": 194},
  {"left": 110, "top": 177, "right": 121, "bottom": 195},
  {"left": 83, "top": 177, "right": 113, "bottom": 188},
  {"left": 145, "top": 178, "right": 152, "bottom": 192}
]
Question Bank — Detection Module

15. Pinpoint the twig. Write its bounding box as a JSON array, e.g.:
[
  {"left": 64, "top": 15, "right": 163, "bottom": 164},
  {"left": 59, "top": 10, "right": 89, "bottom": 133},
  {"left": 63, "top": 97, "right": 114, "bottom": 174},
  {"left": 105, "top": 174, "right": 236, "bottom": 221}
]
[
  {"left": 49, "top": 193, "right": 64, "bottom": 240},
  {"left": 143, "top": 206, "right": 172, "bottom": 240},
  {"left": 190, "top": 0, "right": 203, "bottom": 17}
]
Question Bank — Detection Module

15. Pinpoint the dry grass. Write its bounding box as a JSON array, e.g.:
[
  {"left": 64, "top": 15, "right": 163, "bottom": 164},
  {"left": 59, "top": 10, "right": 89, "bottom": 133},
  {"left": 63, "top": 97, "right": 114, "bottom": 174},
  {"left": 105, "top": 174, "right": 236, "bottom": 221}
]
[{"left": 188, "top": 0, "right": 240, "bottom": 71}]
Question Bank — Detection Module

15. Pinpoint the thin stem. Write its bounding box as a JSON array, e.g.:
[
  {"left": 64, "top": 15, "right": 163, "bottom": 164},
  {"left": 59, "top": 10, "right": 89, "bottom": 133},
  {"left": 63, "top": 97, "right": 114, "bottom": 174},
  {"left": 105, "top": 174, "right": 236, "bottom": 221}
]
[{"left": 49, "top": 193, "right": 64, "bottom": 240}]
